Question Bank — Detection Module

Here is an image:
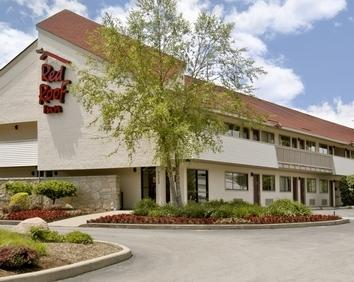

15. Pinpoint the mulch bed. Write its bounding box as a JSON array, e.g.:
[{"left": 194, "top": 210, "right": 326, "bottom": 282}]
[
  {"left": 88, "top": 214, "right": 341, "bottom": 225},
  {"left": 0, "top": 242, "right": 122, "bottom": 278},
  {"left": 2, "top": 210, "right": 83, "bottom": 222}
]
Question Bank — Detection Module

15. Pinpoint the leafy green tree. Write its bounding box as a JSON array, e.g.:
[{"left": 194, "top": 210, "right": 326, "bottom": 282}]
[
  {"left": 34, "top": 180, "right": 77, "bottom": 205},
  {"left": 340, "top": 175, "right": 354, "bottom": 206},
  {"left": 73, "top": 0, "right": 265, "bottom": 206}
]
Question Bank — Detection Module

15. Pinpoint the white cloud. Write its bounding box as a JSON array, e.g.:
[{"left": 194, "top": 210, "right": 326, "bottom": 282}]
[
  {"left": 96, "top": 1, "right": 135, "bottom": 24},
  {"left": 14, "top": 0, "right": 88, "bottom": 18},
  {"left": 301, "top": 98, "right": 354, "bottom": 128},
  {"left": 0, "top": 22, "right": 35, "bottom": 68}
]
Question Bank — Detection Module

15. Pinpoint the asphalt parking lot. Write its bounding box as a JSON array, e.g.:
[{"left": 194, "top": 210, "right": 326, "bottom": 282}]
[{"left": 59, "top": 213, "right": 354, "bottom": 282}]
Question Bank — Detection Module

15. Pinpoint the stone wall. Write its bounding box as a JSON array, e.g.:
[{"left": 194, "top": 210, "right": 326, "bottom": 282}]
[{"left": 0, "top": 175, "right": 120, "bottom": 212}]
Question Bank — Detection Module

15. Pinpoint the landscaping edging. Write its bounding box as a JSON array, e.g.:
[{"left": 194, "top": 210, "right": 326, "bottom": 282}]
[
  {"left": 81, "top": 218, "right": 349, "bottom": 230},
  {"left": 0, "top": 241, "right": 132, "bottom": 282}
]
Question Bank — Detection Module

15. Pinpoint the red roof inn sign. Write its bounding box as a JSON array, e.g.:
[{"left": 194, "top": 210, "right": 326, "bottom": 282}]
[{"left": 37, "top": 49, "right": 71, "bottom": 114}]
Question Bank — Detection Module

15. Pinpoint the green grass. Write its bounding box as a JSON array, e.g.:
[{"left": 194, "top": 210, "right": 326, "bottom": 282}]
[{"left": 0, "top": 229, "right": 46, "bottom": 256}]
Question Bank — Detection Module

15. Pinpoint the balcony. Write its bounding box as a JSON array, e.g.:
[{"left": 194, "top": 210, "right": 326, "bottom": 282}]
[
  {"left": 333, "top": 156, "right": 354, "bottom": 176},
  {"left": 276, "top": 146, "right": 333, "bottom": 173},
  {"left": 196, "top": 136, "right": 279, "bottom": 168},
  {"left": 0, "top": 139, "right": 37, "bottom": 167}
]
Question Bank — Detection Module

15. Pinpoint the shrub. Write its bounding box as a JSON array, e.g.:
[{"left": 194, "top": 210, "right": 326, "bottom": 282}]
[
  {"left": 0, "top": 246, "right": 39, "bottom": 269},
  {"left": 134, "top": 199, "right": 158, "bottom": 216},
  {"left": 5, "top": 181, "right": 34, "bottom": 195},
  {"left": 30, "top": 227, "right": 64, "bottom": 243},
  {"left": 65, "top": 231, "right": 93, "bottom": 244},
  {"left": 339, "top": 176, "right": 354, "bottom": 206},
  {"left": 9, "top": 192, "right": 30, "bottom": 211},
  {"left": 266, "top": 199, "right": 311, "bottom": 216},
  {"left": 180, "top": 203, "right": 206, "bottom": 218},
  {"left": 34, "top": 180, "right": 77, "bottom": 205},
  {"left": 0, "top": 229, "right": 46, "bottom": 256},
  {"left": 210, "top": 205, "right": 235, "bottom": 218}
]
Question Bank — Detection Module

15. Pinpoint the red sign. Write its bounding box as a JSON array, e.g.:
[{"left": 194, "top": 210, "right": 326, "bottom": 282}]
[{"left": 38, "top": 61, "right": 71, "bottom": 114}]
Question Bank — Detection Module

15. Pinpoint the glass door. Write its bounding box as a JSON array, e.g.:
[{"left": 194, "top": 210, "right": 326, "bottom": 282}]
[
  {"left": 141, "top": 167, "right": 156, "bottom": 200},
  {"left": 187, "top": 169, "right": 209, "bottom": 203}
]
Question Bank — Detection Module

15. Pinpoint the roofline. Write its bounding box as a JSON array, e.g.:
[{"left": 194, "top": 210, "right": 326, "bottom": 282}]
[{"left": 0, "top": 40, "right": 38, "bottom": 77}]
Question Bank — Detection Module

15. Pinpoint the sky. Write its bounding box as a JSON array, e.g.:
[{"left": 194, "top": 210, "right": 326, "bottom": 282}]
[{"left": 1, "top": 0, "right": 354, "bottom": 128}]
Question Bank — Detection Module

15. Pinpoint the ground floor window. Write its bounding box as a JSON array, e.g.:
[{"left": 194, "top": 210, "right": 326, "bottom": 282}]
[
  {"left": 320, "top": 179, "right": 329, "bottom": 193},
  {"left": 279, "top": 176, "right": 291, "bottom": 192},
  {"left": 262, "top": 175, "right": 275, "bottom": 191},
  {"left": 306, "top": 178, "right": 316, "bottom": 193},
  {"left": 225, "top": 172, "right": 248, "bottom": 190},
  {"left": 187, "top": 169, "right": 208, "bottom": 203},
  {"left": 141, "top": 167, "right": 156, "bottom": 200}
]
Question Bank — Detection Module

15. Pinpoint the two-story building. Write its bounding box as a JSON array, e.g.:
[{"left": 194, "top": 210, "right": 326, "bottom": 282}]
[{"left": 1, "top": 10, "right": 354, "bottom": 210}]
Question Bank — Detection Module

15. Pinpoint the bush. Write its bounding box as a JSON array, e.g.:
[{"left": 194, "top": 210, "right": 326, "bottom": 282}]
[
  {"left": 0, "top": 229, "right": 46, "bottom": 256},
  {"left": 34, "top": 180, "right": 77, "bottom": 205},
  {"left": 30, "top": 227, "right": 64, "bottom": 243},
  {"left": 0, "top": 246, "right": 39, "bottom": 269},
  {"left": 65, "top": 231, "right": 93, "bottom": 244},
  {"left": 339, "top": 176, "right": 354, "bottom": 206},
  {"left": 134, "top": 199, "right": 158, "bottom": 216},
  {"left": 266, "top": 199, "right": 311, "bottom": 216},
  {"left": 9, "top": 192, "right": 30, "bottom": 211},
  {"left": 180, "top": 203, "right": 206, "bottom": 218},
  {"left": 5, "top": 181, "right": 34, "bottom": 195}
]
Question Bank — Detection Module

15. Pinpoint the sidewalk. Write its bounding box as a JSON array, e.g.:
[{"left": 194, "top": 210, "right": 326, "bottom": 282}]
[{"left": 49, "top": 210, "right": 132, "bottom": 227}]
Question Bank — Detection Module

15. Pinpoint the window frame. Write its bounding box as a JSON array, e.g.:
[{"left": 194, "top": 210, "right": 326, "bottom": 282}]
[
  {"left": 261, "top": 131, "right": 275, "bottom": 144},
  {"left": 225, "top": 172, "right": 249, "bottom": 191},
  {"left": 279, "top": 135, "right": 291, "bottom": 147},
  {"left": 279, "top": 176, "right": 292, "bottom": 192},
  {"left": 306, "top": 178, "right": 317, "bottom": 193},
  {"left": 262, "top": 175, "right": 276, "bottom": 192},
  {"left": 319, "top": 179, "right": 329, "bottom": 194}
]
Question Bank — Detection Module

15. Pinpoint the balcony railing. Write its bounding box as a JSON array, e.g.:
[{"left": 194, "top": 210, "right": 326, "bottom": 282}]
[{"left": 276, "top": 146, "right": 333, "bottom": 173}]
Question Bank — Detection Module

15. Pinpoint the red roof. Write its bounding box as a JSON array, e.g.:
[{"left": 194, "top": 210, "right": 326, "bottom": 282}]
[{"left": 37, "top": 10, "right": 354, "bottom": 145}]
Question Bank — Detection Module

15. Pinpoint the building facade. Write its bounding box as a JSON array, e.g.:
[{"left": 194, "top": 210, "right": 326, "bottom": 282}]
[{"left": 1, "top": 10, "right": 354, "bottom": 210}]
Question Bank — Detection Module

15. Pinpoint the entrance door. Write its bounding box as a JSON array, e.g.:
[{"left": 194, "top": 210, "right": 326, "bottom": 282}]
[
  {"left": 292, "top": 177, "right": 298, "bottom": 201},
  {"left": 187, "top": 169, "right": 208, "bottom": 203},
  {"left": 253, "top": 174, "right": 260, "bottom": 205},
  {"left": 299, "top": 177, "right": 306, "bottom": 204},
  {"left": 141, "top": 167, "right": 156, "bottom": 200},
  {"left": 329, "top": 180, "right": 334, "bottom": 207}
]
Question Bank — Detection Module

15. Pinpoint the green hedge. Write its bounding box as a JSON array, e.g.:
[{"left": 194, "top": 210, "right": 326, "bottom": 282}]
[
  {"left": 133, "top": 199, "right": 311, "bottom": 219},
  {"left": 5, "top": 181, "right": 34, "bottom": 195}
]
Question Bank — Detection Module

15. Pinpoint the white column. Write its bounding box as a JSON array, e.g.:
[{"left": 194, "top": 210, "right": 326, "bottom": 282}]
[{"left": 332, "top": 181, "right": 336, "bottom": 208}]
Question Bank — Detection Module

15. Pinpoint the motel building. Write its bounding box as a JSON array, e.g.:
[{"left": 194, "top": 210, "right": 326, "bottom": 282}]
[{"left": 1, "top": 10, "right": 354, "bottom": 210}]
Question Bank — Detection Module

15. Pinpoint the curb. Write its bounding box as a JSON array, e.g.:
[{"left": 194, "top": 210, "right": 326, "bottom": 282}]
[
  {"left": 0, "top": 241, "right": 132, "bottom": 282},
  {"left": 80, "top": 219, "right": 349, "bottom": 230},
  {"left": 0, "top": 220, "right": 20, "bottom": 226}
]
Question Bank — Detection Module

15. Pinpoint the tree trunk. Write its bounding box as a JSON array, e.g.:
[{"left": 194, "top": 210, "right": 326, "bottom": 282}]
[
  {"left": 166, "top": 162, "right": 178, "bottom": 205},
  {"left": 174, "top": 160, "right": 183, "bottom": 206}
]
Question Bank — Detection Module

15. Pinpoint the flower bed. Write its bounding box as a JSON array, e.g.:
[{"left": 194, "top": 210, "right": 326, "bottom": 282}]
[
  {"left": 88, "top": 214, "right": 340, "bottom": 225},
  {"left": 5, "top": 210, "right": 82, "bottom": 222}
]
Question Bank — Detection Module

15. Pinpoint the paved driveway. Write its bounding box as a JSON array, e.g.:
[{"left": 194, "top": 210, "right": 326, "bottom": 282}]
[{"left": 59, "top": 221, "right": 354, "bottom": 282}]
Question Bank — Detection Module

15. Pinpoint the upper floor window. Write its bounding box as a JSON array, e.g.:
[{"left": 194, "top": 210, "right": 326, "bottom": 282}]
[
  {"left": 320, "top": 180, "right": 329, "bottom": 193},
  {"left": 261, "top": 131, "right": 275, "bottom": 144},
  {"left": 298, "top": 139, "right": 305, "bottom": 150},
  {"left": 306, "top": 141, "right": 316, "bottom": 152},
  {"left": 226, "top": 123, "right": 240, "bottom": 138},
  {"left": 334, "top": 147, "right": 346, "bottom": 157},
  {"left": 262, "top": 175, "right": 275, "bottom": 191},
  {"left": 307, "top": 178, "right": 316, "bottom": 193},
  {"left": 279, "top": 135, "right": 291, "bottom": 147},
  {"left": 280, "top": 176, "right": 291, "bottom": 192},
  {"left": 319, "top": 144, "right": 329, "bottom": 154},
  {"left": 225, "top": 172, "right": 248, "bottom": 190},
  {"left": 292, "top": 138, "right": 298, "bottom": 149},
  {"left": 252, "top": 129, "right": 260, "bottom": 141}
]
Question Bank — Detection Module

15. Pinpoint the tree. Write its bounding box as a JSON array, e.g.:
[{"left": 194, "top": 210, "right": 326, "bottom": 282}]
[
  {"left": 35, "top": 180, "right": 77, "bottom": 205},
  {"left": 73, "top": 0, "right": 265, "bottom": 206},
  {"left": 339, "top": 175, "right": 354, "bottom": 206}
]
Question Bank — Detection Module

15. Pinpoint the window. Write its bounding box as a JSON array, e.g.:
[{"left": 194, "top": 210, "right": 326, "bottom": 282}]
[
  {"left": 298, "top": 139, "right": 305, "bottom": 150},
  {"left": 319, "top": 144, "right": 328, "bottom": 154},
  {"left": 226, "top": 123, "right": 240, "bottom": 138},
  {"left": 351, "top": 151, "right": 354, "bottom": 159},
  {"left": 262, "top": 175, "right": 275, "bottom": 191},
  {"left": 280, "top": 176, "right": 291, "bottom": 192},
  {"left": 225, "top": 172, "right": 248, "bottom": 190},
  {"left": 334, "top": 147, "right": 346, "bottom": 157},
  {"left": 306, "top": 141, "right": 316, "bottom": 152},
  {"left": 307, "top": 178, "right": 316, "bottom": 193},
  {"left": 292, "top": 138, "right": 298, "bottom": 149},
  {"left": 252, "top": 129, "right": 260, "bottom": 141},
  {"left": 279, "top": 135, "right": 291, "bottom": 147},
  {"left": 242, "top": 128, "right": 250, "bottom": 139},
  {"left": 261, "top": 131, "right": 275, "bottom": 144},
  {"left": 320, "top": 179, "right": 329, "bottom": 193}
]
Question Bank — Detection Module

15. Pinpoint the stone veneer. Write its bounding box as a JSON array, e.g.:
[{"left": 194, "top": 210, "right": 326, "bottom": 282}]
[{"left": 0, "top": 175, "right": 120, "bottom": 211}]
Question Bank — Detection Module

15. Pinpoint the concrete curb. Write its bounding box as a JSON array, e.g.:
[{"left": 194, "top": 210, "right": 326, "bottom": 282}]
[
  {"left": 0, "top": 220, "right": 20, "bottom": 226},
  {"left": 80, "top": 219, "right": 349, "bottom": 230},
  {"left": 0, "top": 241, "right": 132, "bottom": 282}
]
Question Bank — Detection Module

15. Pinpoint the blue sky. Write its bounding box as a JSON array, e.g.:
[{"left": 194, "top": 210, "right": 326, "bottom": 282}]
[{"left": 1, "top": 0, "right": 353, "bottom": 128}]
